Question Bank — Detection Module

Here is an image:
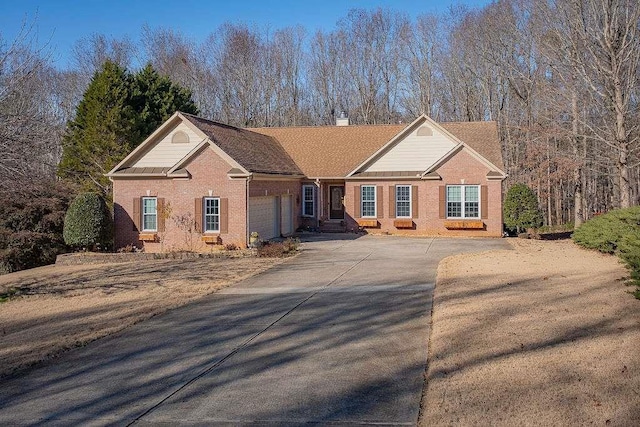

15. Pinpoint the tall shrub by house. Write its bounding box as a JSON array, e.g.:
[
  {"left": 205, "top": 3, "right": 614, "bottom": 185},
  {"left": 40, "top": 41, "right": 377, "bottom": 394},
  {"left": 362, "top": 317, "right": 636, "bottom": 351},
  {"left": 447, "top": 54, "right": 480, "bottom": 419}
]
[
  {"left": 503, "top": 183, "right": 543, "bottom": 233},
  {"left": 63, "top": 193, "right": 113, "bottom": 250}
]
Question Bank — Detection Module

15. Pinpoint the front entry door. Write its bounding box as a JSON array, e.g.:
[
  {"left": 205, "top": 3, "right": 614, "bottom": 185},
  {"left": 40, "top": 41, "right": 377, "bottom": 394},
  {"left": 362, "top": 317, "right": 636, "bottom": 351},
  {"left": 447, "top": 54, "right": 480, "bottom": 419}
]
[{"left": 329, "top": 186, "right": 345, "bottom": 219}]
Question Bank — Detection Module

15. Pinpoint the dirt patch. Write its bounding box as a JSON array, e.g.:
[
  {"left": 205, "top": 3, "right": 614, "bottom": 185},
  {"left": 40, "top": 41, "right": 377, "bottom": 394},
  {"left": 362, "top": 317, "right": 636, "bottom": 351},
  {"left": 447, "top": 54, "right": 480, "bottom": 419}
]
[
  {"left": 0, "top": 256, "right": 287, "bottom": 378},
  {"left": 420, "top": 239, "right": 640, "bottom": 426}
]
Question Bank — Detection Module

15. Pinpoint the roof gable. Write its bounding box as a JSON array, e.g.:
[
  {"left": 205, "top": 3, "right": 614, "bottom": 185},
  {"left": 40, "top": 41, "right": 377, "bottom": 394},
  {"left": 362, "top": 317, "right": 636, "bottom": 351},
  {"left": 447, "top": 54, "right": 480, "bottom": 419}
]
[
  {"left": 131, "top": 121, "right": 204, "bottom": 168},
  {"left": 358, "top": 117, "right": 458, "bottom": 174},
  {"left": 108, "top": 112, "right": 303, "bottom": 178},
  {"left": 349, "top": 115, "right": 505, "bottom": 178}
]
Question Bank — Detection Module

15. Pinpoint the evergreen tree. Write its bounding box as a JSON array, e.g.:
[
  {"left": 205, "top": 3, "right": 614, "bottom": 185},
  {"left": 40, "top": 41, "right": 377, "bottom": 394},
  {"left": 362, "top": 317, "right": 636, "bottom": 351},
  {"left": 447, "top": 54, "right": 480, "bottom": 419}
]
[
  {"left": 58, "top": 61, "right": 134, "bottom": 197},
  {"left": 129, "top": 64, "right": 198, "bottom": 145},
  {"left": 503, "top": 183, "right": 544, "bottom": 234},
  {"left": 58, "top": 62, "right": 198, "bottom": 198}
]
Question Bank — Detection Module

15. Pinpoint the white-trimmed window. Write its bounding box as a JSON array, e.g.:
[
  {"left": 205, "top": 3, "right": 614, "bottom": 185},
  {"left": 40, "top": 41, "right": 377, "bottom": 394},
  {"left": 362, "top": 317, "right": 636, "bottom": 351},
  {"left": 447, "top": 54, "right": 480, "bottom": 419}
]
[
  {"left": 302, "top": 185, "right": 315, "bottom": 217},
  {"left": 142, "top": 197, "right": 157, "bottom": 231},
  {"left": 204, "top": 197, "right": 220, "bottom": 232},
  {"left": 396, "top": 185, "right": 411, "bottom": 218},
  {"left": 447, "top": 185, "right": 480, "bottom": 218},
  {"left": 361, "top": 185, "right": 376, "bottom": 218}
]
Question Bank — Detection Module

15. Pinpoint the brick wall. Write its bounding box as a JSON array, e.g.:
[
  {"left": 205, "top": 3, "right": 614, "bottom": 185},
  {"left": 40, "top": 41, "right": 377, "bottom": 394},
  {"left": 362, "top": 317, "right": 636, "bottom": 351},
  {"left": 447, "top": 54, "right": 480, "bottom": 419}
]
[
  {"left": 343, "top": 148, "right": 504, "bottom": 237},
  {"left": 113, "top": 147, "right": 248, "bottom": 252}
]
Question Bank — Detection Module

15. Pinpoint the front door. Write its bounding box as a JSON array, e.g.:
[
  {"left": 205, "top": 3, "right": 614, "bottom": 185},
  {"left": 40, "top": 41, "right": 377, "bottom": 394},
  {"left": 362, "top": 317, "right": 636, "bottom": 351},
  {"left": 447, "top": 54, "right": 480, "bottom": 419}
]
[{"left": 329, "top": 185, "right": 345, "bottom": 220}]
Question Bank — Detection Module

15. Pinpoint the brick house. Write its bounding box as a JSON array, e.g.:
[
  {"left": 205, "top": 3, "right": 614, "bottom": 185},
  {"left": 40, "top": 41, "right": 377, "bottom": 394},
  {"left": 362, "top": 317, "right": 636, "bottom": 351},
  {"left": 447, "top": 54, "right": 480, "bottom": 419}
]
[{"left": 108, "top": 112, "right": 506, "bottom": 251}]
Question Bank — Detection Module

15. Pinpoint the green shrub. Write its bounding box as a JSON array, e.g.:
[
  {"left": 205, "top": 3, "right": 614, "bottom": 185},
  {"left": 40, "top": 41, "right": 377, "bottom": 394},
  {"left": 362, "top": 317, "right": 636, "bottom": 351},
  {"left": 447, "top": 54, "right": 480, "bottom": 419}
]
[
  {"left": 503, "top": 183, "right": 543, "bottom": 233},
  {"left": 63, "top": 193, "right": 113, "bottom": 250},
  {"left": 573, "top": 206, "right": 640, "bottom": 298},
  {"left": 572, "top": 206, "right": 640, "bottom": 254}
]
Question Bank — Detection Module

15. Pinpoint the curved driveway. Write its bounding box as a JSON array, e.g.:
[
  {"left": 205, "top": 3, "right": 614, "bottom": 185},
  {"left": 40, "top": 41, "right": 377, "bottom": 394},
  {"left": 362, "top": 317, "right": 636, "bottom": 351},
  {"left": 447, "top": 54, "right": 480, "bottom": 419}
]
[{"left": 0, "top": 235, "right": 508, "bottom": 426}]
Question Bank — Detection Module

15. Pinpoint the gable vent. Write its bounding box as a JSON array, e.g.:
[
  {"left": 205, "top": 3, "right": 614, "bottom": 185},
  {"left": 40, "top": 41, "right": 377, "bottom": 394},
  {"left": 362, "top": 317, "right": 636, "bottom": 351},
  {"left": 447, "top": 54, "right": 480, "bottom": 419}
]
[
  {"left": 172, "top": 130, "right": 189, "bottom": 144},
  {"left": 417, "top": 126, "right": 433, "bottom": 136}
]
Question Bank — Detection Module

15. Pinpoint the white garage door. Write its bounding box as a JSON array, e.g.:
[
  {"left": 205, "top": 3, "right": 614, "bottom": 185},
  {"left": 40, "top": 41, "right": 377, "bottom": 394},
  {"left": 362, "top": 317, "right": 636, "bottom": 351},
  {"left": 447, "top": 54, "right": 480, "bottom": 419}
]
[
  {"left": 249, "top": 196, "right": 279, "bottom": 241},
  {"left": 281, "top": 195, "right": 293, "bottom": 236}
]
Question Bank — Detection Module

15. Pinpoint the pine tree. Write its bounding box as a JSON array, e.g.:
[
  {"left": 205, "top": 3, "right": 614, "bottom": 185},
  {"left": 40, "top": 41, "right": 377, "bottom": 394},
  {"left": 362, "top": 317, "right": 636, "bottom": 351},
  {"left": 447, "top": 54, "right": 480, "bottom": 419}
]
[
  {"left": 58, "top": 62, "right": 199, "bottom": 198},
  {"left": 58, "top": 61, "right": 134, "bottom": 197}
]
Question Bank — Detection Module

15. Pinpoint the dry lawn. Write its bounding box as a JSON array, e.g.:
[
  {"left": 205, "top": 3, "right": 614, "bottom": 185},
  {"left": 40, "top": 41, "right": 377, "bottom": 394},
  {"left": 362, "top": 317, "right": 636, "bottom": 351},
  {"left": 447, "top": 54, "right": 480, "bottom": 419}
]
[
  {"left": 421, "top": 239, "right": 640, "bottom": 426},
  {"left": 0, "top": 256, "right": 285, "bottom": 378}
]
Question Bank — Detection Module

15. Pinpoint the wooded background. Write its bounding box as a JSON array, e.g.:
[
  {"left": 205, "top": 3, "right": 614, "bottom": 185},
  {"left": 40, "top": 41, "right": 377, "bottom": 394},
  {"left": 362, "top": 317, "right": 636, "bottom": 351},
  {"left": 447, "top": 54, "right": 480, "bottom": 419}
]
[{"left": 1, "top": 0, "right": 638, "bottom": 228}]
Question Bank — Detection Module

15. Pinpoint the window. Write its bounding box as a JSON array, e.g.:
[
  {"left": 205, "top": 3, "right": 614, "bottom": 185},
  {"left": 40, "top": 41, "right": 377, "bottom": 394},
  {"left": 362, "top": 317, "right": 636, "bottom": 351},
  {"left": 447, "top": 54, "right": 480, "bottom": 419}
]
[
  {"left": 142, "top": 197, "right": 157, "bottom": 231},
  {"left": 396, "top": 185, "right": 411, "bottom": 218},
  {"left": 302, "top": 185, "right": 315, "bottom": 217},
  {"left": 204, "top": 197, "right": 220, "bottom": 232},
  {"left": 447, "top": 185, "right": 480, "bottom": 219},
  {"left": 171, "top": 130, "right": 189, "bottom": 144},
  {"left": 361, "top": 185, "right": 376, "bottom": 217}
]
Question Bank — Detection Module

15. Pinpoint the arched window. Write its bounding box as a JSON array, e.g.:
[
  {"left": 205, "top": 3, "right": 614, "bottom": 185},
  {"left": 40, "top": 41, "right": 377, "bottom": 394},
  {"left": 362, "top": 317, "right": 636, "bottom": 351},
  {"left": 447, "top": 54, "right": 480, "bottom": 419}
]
[
  {"left": 416, "top": 126, "right": 433, "bottom": 136},
  {"left": 171, "top": 130, "right": 189, "bottom": 143}
]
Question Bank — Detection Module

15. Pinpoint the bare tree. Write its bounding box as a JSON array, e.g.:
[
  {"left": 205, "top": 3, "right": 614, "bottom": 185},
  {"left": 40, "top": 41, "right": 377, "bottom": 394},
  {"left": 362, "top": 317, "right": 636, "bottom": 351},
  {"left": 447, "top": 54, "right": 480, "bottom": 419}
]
[{"left": 548, "top": 0, "right": 640, "bottom": 208}]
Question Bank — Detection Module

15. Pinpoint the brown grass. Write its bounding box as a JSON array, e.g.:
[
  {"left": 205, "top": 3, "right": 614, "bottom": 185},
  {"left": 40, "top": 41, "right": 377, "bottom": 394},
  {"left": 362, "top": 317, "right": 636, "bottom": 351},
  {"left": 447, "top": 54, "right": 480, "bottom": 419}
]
[
  {"left": 0, "top": 256, "right": 285, "bottom": 378},
  {"left": 420, "top": 239, "right": 640, "bottom": 426}
]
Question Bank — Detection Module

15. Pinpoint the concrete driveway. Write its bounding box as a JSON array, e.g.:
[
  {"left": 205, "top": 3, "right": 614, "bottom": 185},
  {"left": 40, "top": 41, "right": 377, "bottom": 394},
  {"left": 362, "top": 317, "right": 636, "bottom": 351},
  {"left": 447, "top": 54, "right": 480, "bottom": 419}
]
[{"left": 0, "top": 235, "right": 508, "bottom": 426}]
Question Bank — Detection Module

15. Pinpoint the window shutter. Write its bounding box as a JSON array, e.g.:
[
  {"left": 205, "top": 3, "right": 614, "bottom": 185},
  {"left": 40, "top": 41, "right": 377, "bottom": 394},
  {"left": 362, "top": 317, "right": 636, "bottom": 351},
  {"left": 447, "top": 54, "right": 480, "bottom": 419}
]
[
  {"left": 157, "top": 198, "right": 166, "bottom": 232},
  {"left": 220, "top": 198, "right": 229, "bottom": 234},
  {"left": 354, "top": 186, "right": 361, "bottom": 218},
  {"left": 388, "top": 186, "right": 396, "bottom": 218},
  {"left": 439, "top": 186, "right": 446, "bottom": 219},
  {"left": 132, "top": 198, "right": 140, "bottom": 231},
  {"left": 194, "top": 198, "right": 202, "bottom": 233},
  {"left": 481, "top": 185, "right": 488, "bottom": 220},
  {"left": 412, "top": 186, "right": 419, "bottom": 219},
  {"left": 376, "top": 186, "right": 383, "bottom": 219}
]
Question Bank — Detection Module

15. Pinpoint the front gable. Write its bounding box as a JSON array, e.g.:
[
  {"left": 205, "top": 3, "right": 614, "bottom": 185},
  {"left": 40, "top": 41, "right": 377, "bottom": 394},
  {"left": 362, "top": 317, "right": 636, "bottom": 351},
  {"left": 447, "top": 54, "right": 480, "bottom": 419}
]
[
  {"left": 348, "top": 115, "right": 506, "bottom": 180},
  {"left": 363, "top": 120, "right": 457, "bottom": 173},
  {"left": 107, "top": 112, "right": 249, "bottom": 179},
  {"left": 132, "top": 122, "right": 204, "bottom": 168}
]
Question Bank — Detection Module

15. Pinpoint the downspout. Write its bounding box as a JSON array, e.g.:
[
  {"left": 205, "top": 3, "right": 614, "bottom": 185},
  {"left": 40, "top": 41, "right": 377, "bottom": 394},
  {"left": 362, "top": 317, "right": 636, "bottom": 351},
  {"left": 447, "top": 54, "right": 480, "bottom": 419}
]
[
  {"left": 315, "top": 178, "right": 321, "bottom": 229},
  {"left": 246, "top": 175, "right": 253, "bottom": 247}
]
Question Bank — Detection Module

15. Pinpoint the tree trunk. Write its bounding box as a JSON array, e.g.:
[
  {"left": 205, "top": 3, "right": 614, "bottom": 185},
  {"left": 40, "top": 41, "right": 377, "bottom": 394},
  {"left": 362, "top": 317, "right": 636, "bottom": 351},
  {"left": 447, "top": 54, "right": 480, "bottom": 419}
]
[
  {"left": 572, "top": 90, "right": 584, "bottom": 227},
  {"left": 613, "top": 70, "right": 630, "bottom": 208}
]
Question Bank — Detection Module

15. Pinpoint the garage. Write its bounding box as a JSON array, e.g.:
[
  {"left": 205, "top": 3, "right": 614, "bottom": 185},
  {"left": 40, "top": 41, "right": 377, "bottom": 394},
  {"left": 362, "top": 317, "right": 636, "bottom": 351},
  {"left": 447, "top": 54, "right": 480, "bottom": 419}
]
[
  {"left": 249, "top": 196, "right": 280, "bottom": 241},
  {"left": 280, "top": 194, "right": 293, "bottom": 236}
]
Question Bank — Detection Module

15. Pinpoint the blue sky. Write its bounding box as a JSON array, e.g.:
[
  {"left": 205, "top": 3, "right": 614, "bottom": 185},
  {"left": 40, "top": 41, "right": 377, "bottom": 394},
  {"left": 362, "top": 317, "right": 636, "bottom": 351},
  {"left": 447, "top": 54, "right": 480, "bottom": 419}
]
[{"left": 1, "top": 0, "right": 491, "bottom": 69}]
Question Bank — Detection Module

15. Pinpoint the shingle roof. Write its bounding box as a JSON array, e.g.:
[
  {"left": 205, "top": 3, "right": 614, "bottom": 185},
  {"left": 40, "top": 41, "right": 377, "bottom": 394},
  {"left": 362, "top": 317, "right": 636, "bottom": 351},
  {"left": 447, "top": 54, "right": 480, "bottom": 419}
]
[
  {"left": 250, "top": 120, "right": 503, "bottom": 177},
  {"left": 182, "top": 114, "right": 303, "bottom": 176},
  {"left": 249, "top": 124, "right": 406, "bottom": 177},
  {"left": 439, "top": 121, "right": 504, "bottom": 171}
]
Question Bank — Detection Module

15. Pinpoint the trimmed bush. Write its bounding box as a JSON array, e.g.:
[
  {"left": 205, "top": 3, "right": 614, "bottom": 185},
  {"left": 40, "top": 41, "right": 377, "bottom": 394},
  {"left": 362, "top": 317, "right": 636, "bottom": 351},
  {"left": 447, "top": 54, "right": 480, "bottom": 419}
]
[
  {"left": 503, "top": 183, "right": 544, "bottom": 234},
  {"left": 63, "top": 193, "right": 113, "bottom": 250},
  {"left": 572, "top": 206, "right": 640, "bottom": 298}
]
